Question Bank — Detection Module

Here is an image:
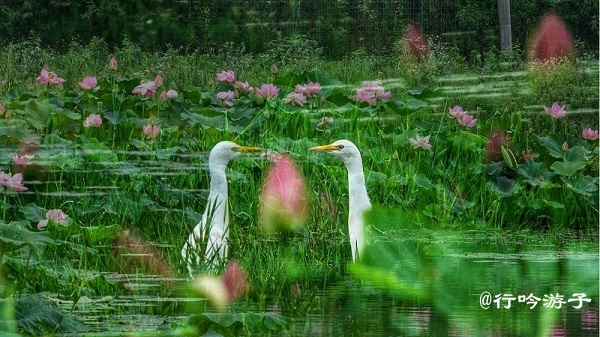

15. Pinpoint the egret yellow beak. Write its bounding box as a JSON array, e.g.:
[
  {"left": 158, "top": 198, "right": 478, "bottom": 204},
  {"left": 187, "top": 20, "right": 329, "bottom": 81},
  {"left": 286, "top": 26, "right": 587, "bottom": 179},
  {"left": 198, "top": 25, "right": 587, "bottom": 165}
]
[
  {"left": 309, "top": 144, "right": 338, "bottom": 152},
  {"left": 233, "top": 146, "right": 263, "bottom": 153}
]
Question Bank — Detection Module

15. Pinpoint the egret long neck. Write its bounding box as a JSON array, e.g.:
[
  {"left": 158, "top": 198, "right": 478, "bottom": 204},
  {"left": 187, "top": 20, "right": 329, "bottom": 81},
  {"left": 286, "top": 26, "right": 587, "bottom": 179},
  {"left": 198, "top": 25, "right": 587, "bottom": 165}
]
[
  {"left": 207, "top": 163, "right": 229, "bottom": 223},
  {"left": 345, "top": 157, "right": 371, "bottom": 211}
]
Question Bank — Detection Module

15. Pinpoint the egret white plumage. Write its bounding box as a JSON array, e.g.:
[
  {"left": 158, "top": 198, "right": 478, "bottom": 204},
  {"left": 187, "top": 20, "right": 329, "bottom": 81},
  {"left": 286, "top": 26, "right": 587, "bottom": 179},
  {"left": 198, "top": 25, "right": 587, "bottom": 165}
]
[
  {"left": 181, "top": 141, "right": 262, "bottom": 273},
  {"left": 310, "top": 139, "right": 371, "bottom": 261}
]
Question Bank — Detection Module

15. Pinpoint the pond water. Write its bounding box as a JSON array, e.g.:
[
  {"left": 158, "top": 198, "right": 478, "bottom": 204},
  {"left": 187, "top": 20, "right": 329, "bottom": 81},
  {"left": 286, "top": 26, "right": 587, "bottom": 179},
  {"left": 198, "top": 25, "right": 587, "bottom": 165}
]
[{"left": 36, "top": 228, "right": 596, "bottom": 337}]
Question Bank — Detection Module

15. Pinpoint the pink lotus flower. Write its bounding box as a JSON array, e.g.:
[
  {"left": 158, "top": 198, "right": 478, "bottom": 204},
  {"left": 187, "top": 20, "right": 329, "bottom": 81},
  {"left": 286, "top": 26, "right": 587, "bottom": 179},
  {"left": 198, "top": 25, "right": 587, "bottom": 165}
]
[
  {"left": 83, "top": 114, "right": 102, "bottom": 128},
  {"left": 217, "top": 90, "right": 235, "bottom": 107},
  {"left": 0, "top": 79, "right": 6, "bottom": 86},
  {"left": 35, "top": 66, "right": 65, "bottom": 85},
  {"left": 408, "top": 134, "right": 432, "bottom": 151},
  {"left": 78, "top": 76, "right": 98, "bottom": 90},
  {"left": 315, "top": 116, "right": 334, "bottom": 131},
  {"left": 449, "top": 105, "right": 467, "bottom": 118},
  {"left": 404, "top": 24, "right": 429, "bottom": 60},
  {"left": 234, "top": 81, "right": 254, "bottom": 94},
  {"left": 352, "top": 89, "right": 377, "bottom": 105},
  {"left": 12, "top": 154, "right": 34, "bottom": 166},
  {"left": 528, "top": 12, "right": 574, "bottom": 63},
  {"left": 37, "top": 209, "right": 69, "bottom": 228},
  {"left": 154, "top": 74, "right": 163, "bottom": 87},
  {"left": 582, "top": 128, "right": 599, "bottom": 140},
  {"left": 284, "top": 92, "right": 308, "bottom": 106},
  {"left": 352, "top": 80, "right": 392, "bottom": 104},
  {"left": 132, "top": 81, "right": 158, "bottom": 97},
  {"left": 294, "top": 82, "right": 321, "bottom": 97},
  {"left": 192, "top": 260, "right": 249, "bottom": 311},
  {"left": 108, "top": 57, "right": 118, "bottom": 70},
  {"left": 215, "top": 70, "right": 236, "bottom": 83},
  {"left": 259, "top": 155, "right": 308, "bottom": 232},
  {"left": 543, "top": 102, "right": 567, "bottom": 119},
  {"left": 0, "top": 171, "right": 27, "bottom": 192},
  {"left": 457, "top": 113, "right": 477, "bottom": 128},
  {"left": 485, "top": 130, "right": 510, "bottom": 162},
  {"left": 143, "top": 124, "right": 161, "bottom": 139},
  {"left": 255, "top": 83, "right": 280, "bottom": 99},
  {"left": 160, "top": 89, "right": 178, "bottom": 101}
]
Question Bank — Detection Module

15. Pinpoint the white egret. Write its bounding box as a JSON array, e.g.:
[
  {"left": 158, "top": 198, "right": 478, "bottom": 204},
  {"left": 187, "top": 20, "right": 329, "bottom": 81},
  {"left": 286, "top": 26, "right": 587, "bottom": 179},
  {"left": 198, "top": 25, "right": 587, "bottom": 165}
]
[
  {"left": 310, "top": 139, "right": 371, "bottom": 261},
  {"left": 181, "top": 141, "right": 262, "bottom": 273}
]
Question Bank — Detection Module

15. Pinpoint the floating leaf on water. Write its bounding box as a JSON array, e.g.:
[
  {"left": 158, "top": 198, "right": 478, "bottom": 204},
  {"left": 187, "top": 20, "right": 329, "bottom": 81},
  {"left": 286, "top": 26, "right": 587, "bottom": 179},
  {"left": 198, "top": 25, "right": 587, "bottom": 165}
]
[{"left": 188, "top": 312, "right": 293, "bottom": 336}]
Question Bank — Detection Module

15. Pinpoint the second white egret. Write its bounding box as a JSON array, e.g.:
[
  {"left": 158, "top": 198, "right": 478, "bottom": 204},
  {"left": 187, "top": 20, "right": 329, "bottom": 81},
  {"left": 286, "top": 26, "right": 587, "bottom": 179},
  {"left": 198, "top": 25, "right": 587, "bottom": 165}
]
[{"left": 310, "top": 139, "right": 372, "bottom": 261}]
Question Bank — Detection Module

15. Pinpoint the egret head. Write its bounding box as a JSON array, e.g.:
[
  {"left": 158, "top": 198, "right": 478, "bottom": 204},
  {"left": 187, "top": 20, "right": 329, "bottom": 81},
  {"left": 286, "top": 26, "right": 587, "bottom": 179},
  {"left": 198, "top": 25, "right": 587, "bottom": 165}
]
[
  {"left": 309, "top": 139, "right": 362, "bottom": 163},
  {"left": 209, "top": 141, "right": 263, "bottom": 166}
]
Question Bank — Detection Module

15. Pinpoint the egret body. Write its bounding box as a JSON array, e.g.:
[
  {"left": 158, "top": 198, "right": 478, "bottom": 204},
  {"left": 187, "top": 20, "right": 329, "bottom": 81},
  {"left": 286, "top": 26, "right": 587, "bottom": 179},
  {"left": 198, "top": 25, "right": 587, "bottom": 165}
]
[
  {"left": 181, "top": 141, "right": 262, "bottom": 273},
  {"left": 310, "top": 140, "right": 371, "bottom": 261}
]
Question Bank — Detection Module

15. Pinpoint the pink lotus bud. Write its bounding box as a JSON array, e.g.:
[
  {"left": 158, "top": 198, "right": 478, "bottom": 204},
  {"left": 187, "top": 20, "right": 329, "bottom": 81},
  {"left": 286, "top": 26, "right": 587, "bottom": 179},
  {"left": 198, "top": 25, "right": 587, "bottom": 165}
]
[
  {"left": 154, "top": 74, "right": 163, "bottom": 86},
  {"left": 108, "top": 57, "right": 118, "bottom": 70},
  {"left": 259, "top": 155, "right": 308, "bottom": 232},
  {"left": 223, "top": 260, "right": 249, "bottom": 301},
  {"left": 528, "top": 12, "right": 574, "bottom": 63}
]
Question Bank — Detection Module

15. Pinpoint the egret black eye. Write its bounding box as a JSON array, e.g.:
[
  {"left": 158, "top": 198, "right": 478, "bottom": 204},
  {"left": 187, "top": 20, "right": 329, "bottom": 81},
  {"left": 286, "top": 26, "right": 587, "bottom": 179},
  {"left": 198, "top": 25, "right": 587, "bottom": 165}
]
[{"left": 337, "top": 144, "right": 345, "bottom": 149}]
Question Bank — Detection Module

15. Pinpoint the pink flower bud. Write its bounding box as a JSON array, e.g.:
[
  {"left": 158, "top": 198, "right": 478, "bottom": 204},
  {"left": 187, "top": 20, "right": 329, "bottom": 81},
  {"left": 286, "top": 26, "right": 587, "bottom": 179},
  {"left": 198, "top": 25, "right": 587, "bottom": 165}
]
[{"left": 259, "top": 155, "right": 308, "bottom": 232}]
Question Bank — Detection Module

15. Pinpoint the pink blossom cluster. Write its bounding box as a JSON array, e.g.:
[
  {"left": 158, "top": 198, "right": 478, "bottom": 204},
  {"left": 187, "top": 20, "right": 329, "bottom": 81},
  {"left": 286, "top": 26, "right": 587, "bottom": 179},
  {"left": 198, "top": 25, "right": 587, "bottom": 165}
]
[{"left": 448, "top": 105, "right": 477, "bottom": 128}]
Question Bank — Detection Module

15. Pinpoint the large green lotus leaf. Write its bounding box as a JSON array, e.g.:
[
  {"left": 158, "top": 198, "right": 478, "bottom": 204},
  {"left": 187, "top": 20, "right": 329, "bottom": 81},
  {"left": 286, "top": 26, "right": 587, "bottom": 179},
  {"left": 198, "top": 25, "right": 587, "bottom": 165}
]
[
  {"left": 487, "top": 176, "right": 517, "bottom": 196},
  {"left": 0, "top": 221, "right": 54, "bottom": 255},
  {"left": 536, "top": 135, "right": 567, "bottom": 159},
  {"left": 518, "top": 160, "right": 556, "bottom": 188},
  {"left": 561, "top": 175, "right": 599, "bottom": 197},
  {"left": 550, "top": 161, "right": 587, "bottom": 176}
]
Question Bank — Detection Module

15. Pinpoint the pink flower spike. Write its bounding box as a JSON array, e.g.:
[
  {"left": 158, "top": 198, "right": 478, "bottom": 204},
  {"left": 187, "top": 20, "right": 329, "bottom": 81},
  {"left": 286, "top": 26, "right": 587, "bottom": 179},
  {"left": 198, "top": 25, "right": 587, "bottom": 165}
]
[
  {"left": 132, "top": 81, "right": 158, "bottom": 97},
  {"left": 108, "top": 57, "right": 118, "bottom": 70},
  {"left": 13, "top": 154, "right": 34, "bottom": 166},
  {"left": 449, "top": 105, "right": 466, "bottom": 118},
  {"left": 215, "top": 70, "right": 236, "bottom": 83},
  {"left": 154, "top": 74, "right": 163, "bottom": 87},
  {"left": 259, "top": 155, "right": 309, "bottom": 232},
  {"left": 409, "top": 135, "right": 432, "bottom": 151},
  {"left": 234, "top": 81, "right": 254, "bottom": 94},
  {"left": 143, "top": 125, "right": 161, "bottom": 139},
  {"left": 543, "top": 102, "right": 567, "bottom": 119},
  {"left": 582, "top": 128, "right": 599, "bottom": 140},
  {"left": 254, "top": 83, "right": 280, "bottom": 99},
  {"left": 78, "top": 76, "right": 98, "bottom": 90},
  {"left": 284, "top": 92, "right": 308, "bottom": 106},
  {"left": 0, "top": 172, "right": 28, "bottom": 192},
  {"left": 83, "top": 114, "right": 102, "bottom": 128}
]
